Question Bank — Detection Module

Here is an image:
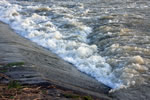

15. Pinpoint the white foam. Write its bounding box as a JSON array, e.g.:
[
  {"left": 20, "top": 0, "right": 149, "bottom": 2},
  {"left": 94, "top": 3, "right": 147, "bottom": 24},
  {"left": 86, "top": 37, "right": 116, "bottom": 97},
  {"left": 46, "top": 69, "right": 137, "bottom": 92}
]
[{"left": 0, "top": 0, "right": 124, "bottom": 89}]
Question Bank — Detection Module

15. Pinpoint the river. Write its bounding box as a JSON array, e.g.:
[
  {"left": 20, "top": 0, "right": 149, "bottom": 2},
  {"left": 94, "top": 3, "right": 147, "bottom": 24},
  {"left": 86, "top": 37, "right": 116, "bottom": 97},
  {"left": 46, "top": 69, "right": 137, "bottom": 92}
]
[{"left": 0, "top": 0, "right": 150, "bottom": 89}]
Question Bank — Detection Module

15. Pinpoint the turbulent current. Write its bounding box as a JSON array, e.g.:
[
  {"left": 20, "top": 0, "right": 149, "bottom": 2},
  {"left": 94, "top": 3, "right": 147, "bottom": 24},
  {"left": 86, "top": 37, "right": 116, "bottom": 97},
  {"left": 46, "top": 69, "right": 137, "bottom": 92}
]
[{"left": 0, "top": 0, "right": 150, "bottom": 89}]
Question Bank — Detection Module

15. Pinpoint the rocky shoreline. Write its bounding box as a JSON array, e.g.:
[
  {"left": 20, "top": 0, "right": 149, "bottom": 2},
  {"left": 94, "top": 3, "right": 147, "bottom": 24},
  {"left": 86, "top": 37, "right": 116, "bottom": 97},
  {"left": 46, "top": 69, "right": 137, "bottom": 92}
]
[
  {"left": 0, "top": 22, "right": 111, "bottom": 100},
  {"left": 0, "top": 22, "right": 150, "bottom": 100}
]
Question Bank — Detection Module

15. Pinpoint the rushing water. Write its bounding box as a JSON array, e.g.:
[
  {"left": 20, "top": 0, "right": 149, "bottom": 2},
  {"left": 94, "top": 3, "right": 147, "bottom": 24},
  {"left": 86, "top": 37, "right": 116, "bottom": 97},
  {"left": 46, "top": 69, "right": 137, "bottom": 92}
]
[{"left": 0, "top": 0, "right": 150, "bottom": 89}]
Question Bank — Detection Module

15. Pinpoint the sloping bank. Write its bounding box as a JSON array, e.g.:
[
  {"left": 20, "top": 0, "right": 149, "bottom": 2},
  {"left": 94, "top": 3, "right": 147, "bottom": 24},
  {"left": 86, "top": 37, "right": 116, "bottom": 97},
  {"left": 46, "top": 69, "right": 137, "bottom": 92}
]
[
  {"left": 0, "top": 22, "right": 112, "bottom": 100},
  {"left": 1, "top": 21, "right": 150, "bottom": 100}
]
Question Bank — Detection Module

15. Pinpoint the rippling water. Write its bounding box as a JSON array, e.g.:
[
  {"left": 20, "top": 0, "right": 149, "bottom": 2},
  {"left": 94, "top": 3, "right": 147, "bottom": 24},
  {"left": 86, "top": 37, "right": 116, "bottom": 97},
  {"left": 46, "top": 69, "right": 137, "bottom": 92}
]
[{"left": 0, "top": 0, "right": 150, "bottom": 89}]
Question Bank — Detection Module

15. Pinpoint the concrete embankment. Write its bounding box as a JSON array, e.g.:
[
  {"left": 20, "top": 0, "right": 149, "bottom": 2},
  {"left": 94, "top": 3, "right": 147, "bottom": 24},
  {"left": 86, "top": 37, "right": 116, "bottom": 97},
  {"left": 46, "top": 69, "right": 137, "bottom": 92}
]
[
  {"left": 1, "top": 22, "right": 150, "bottom": 100},
  {"left": 0, "top": 22, "right": 111, "bottom": 100}
]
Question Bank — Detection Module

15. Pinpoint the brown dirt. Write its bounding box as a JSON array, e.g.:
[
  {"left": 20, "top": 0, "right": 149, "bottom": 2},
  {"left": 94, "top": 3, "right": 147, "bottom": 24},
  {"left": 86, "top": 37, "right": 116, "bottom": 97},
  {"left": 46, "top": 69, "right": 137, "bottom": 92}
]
[{"left": 0, "top": 83, "right": 102, "bottom": 100}]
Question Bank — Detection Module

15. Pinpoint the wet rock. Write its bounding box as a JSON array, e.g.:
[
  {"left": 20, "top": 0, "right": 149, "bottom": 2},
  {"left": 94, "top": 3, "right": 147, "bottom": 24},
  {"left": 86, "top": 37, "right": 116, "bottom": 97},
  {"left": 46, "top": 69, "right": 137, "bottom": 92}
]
[{"left": 0, "top": 22, "right": 111, "bottom": 100}]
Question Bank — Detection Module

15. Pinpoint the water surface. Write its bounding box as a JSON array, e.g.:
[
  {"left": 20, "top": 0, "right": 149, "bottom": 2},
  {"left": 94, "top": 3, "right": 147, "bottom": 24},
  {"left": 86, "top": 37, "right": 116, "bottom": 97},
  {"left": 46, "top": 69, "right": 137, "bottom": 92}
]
[{"left": 0, "top": 0, "right": 150, "bottom": 89}]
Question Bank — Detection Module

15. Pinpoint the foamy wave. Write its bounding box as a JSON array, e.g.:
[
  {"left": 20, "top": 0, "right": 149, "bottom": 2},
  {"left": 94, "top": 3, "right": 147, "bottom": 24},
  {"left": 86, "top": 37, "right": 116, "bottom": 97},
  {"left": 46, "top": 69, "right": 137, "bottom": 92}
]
[{"left": 0, "top": 0, "right": 125, "bottom": 89}]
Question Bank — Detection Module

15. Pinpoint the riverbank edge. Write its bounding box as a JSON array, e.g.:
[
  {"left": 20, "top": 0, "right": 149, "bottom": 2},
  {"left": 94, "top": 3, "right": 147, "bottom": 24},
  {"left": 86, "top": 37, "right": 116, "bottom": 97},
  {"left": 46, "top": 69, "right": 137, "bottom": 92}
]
[{"left": 0, "top": 22, "right": 112, "bottom": 100}]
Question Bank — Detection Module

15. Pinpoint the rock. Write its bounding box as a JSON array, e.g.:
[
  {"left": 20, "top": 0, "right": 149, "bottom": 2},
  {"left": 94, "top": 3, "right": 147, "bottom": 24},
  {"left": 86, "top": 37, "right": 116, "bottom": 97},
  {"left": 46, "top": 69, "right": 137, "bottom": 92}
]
[{"left": 0, "top": 22, "right": 111, "bottom": 100}]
